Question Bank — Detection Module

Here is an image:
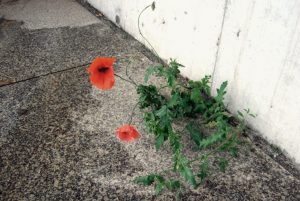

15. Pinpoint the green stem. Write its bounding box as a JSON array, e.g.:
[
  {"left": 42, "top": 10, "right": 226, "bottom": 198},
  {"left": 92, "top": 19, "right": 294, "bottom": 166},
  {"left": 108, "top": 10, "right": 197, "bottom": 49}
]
[
  {"left": 138, "top": 3, "right": 160, "bottom": 59},
  {"left": 204, "top": 111, "right": 223, "bottom": 124},
  {"left": 187, "top": 133, "right": 236, "bottom": 165},
  {"left": 114, "top": 73, "right": 137, "bottom": 86},
  {"left": 125, "top": 60, "right": 138, "bottom": 86},
  {"left": 158, "top": 83, "right": 190, "bottom": 91},
  {"left": 127, "top": 102, "right": 139, "bottom": 125}
]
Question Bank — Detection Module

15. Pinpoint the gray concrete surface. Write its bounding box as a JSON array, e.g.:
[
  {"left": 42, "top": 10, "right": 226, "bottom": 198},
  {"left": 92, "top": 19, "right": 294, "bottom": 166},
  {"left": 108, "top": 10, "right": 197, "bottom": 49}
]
[
  {"left": 0, "top": 18, "right": 142, "bottom": 82},
  {"left": 0, "top": 0, "right": 99, "bottom": 29},
  {"left": 1, "top": 0, "right": 300, "bottom": 200}
]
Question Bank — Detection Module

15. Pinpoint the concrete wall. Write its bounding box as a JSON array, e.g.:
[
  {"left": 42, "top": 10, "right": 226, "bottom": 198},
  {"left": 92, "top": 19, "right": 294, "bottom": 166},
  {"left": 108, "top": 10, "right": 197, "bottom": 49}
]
[{"left": 87, "top": 0, "right": 300, "bottom": 165}]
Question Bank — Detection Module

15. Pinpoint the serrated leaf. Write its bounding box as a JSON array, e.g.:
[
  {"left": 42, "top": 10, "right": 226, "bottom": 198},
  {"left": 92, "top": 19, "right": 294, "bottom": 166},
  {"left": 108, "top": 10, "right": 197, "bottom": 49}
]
[
  {"left": 180, "top": 165, "right": 197, "bottom": 188},
  {"left": 155, "top": 182, "right": 165, "bottom": 195},
  {"left": 166, "top": 73, "right": 176, "bottom": 87},
  {"left": 155, "top": 132, "right": 165, "bottom": 150},
  {"left": 155, "top": 105, "right": 173, "bottom": 128},
  {"left": 191, "top": 88, "right": 201, "bottom": 103},
  {"left": 144, "top": 66, "right": 163, "bottom": 83},
  {"left": 144, "top": 67, "right": 156, "bottom": 83},
  {"left": 143, "top": 112, "right": 157, "bottom": 133},
  {"left": 166, "top": 180, "right": 181, "bottom": 190},
  {"left": 155, "top": 105, "right": 168, "bottom": 118},
  {"left": 169, "top": 59, "right": 184, "bottom": 68},
  {"left": 185, "top": 123, "right": 202, "bottom": 147},
  {"left": 168, "top": 93, "right": 179, "bottom": 108},
  {"left": 199, "top": 131, "right": 224, "bottom": 148},
  {"left": 169, "top": 132, "right": 181, "bottom": 152},
  {"left": 137, "top": 85, "right": 165, "bottom": 109},
  {"left": 155, "top": 175, "right": 165, "bottom": 194},
  {"left": 154, "top": 175, "right": 166, "bottom": 195},
  {"left": 215, "top": 81, "right": 228, "bottom": 103},
  {"left": 134, "top": 174, "right": 156, "bottom": 186}
]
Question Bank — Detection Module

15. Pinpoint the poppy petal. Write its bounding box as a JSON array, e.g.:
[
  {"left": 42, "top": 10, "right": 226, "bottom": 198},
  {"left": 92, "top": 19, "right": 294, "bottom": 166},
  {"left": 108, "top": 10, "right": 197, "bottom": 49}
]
[
  {"left": 116, "top": 125, "right": 140, "bottom": 142},
  {"left": 89, "top": 67, "right": 115, "bottom": 90},
  {"left": 88, "top": 57, "right": 116, "bottom": 90},
  {"left": 88, "top": 57, "right": 116, "bottom": 73}
]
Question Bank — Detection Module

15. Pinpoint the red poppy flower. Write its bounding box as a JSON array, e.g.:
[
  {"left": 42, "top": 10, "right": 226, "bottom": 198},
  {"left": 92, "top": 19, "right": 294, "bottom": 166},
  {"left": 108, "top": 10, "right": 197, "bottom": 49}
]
[
  {"left": 116, "top": 125, "right": 140, "bottom": 142},
  {"left": 88, "top": 57, "right": 116, "bottom": 90}
]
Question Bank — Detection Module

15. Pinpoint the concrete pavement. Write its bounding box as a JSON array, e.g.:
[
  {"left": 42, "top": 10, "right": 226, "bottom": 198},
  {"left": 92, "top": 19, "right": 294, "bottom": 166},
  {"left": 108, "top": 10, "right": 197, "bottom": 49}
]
[{"left": 0, "top": 0, "right": 299, "bottom": 200}]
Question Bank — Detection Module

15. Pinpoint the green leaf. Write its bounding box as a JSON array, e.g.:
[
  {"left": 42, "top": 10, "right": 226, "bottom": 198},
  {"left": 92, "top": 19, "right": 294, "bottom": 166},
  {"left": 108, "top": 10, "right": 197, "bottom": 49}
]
[
  {"left": 155, "top": 182, "right": 165, "bottom": 195},
  {"left": 144, "top": 67, "right": 155, "bottom": 83},
  {"left": 169, "top": 132, "right": 181, "bottom": 153},
  {"left": 154, "top": 176, "right": 166, "bottom": 195},
  {"left": 138, "top": 63, "right": 251, "bottom": 196},
  {"left": 155, "top": 132, "right": 165, "bottom": 150},
  {"left": 134, "top": 174, "right": 156, "bottom": 186},
  {"left": 143, "top": 112, "right": 157, "bottom": 133},
  {"left": 155, "top": 105, "right": 173, "bottom": 128},
  {"left": 163, "top": 59, "right": 183, "bottom": 87},
  {"left": 168, "top": 93, "right": 180, "bottom": 108},
  {"left": 182, "top": 166, "right": 197, "bottom": 188},
  {"left": 166, "top": 180, "right": 181, "bottom": 190},
  {"left": 137, "top": 85, "right": 165, "bottom": 109},
  {"left": 218, "top": 158, "right": 228, "bottom": 173},
  {"left": 155, "top": 105, "right": 168, "bottom": 118},
  {"left": 185, "top": 123, "right": 202, "bottom": 147},
  {"left": 244, "top": 108, "right": 250, "bottom": 113},
  {"left": 191, "top": 88, "right": 201, "bottom": 103},
  {"left": 199, "top": 131, "right": 224, "bottom": 148},
  {"left": 243, "top": 108, "right": 257, "bottom": 118},
  {"left": 215, "top": 81, "right": 228, "bottom": 103},
  {"left": 165, "top": 73, "right": 176, "bottom": 87},
  {"left": 179, "top": 164, "right": 197, "bottom": 188},
  {"left": 201, "top": 75, "right": 212, "bottom": 94},
  {"left": 144, "top": 66, "right": 163, "bottom": 83},
  {"left": 144, "top": 60, "right": 182, "bottom": 87},
  {"left": 237, "top": 110, "right": 244, "bottom": 118},
  {"left": 169, "top": 59, "right": 184, "bottom": 68},
  {"left": 188, "top": 76, "right": 211, "bottom": 98}
]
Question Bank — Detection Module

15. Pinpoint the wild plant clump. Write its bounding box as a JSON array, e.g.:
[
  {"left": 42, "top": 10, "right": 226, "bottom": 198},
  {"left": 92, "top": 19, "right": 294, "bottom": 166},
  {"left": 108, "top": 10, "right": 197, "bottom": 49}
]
[
  {"left": 134, "top": 59, "right": 255, "bottom": 198},
  {"left": 87, "top": 58, "right": 255, "bottom": 198}
]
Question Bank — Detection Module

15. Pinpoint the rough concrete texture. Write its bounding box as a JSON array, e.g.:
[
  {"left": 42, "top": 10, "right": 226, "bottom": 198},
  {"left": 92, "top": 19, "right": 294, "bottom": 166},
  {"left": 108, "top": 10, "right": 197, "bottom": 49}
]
[
  {"left": 0, "top": 14, "right": 143, "bottom": 82},
  {"left": 0, "top": 0, "right": 99, "bottom": 29},
  {"left": 1, "top": 1, "right": 300, "bottom": 200}
]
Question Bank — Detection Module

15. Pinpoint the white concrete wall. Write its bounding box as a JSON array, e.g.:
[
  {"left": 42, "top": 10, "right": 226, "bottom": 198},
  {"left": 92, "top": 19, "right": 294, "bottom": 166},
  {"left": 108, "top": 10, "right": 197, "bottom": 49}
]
[{"left": 87, "top": 0, "right": 300, "bottom": 165}]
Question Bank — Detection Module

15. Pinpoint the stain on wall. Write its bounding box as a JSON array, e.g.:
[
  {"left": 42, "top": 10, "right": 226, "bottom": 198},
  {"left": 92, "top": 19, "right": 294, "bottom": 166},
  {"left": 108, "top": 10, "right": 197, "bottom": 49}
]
[{"left": 115, "top": 15, "right": 120, "bottom": 24}]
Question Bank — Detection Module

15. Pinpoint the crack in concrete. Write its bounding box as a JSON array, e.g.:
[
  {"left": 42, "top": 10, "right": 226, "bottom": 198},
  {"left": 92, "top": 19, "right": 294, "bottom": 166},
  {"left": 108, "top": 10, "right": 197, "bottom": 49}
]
[
  {"left": 211, "top": 0, "right": 229, "bottom": 90},
  {"left": 0, "top": 62, "right": 91, "bottom": 88}
]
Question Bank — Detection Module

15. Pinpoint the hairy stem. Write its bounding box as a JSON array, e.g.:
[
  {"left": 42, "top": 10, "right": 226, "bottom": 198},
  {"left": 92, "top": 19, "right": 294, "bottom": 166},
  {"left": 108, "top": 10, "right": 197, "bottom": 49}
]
[
  {"left": 138, "top": 3, "right": 160, "bottom": 59},
  {"left": 127, "top": 102, "right": 139, "bottom": 125},
  {"left": 114, "top": 73, "right": 137, "bottom": 86}
]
